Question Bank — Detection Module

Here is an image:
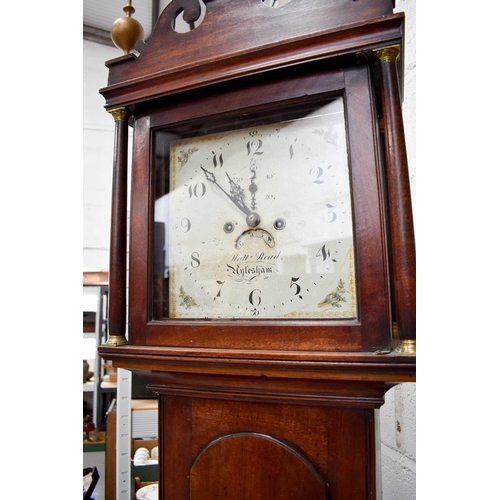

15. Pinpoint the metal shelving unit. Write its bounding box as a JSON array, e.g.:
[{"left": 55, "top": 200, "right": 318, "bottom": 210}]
[{"left": 83, "top": 278, "right": 115, "bottom": 431}]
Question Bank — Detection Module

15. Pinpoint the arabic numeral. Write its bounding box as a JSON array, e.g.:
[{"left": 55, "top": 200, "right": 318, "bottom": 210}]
[
  {"left": 212, "top": 152, "right": 224, "bottom": 168},
  {"left": 190, "top": 252, "right": 201, "bottom": 268},
  {"left": 247, "top": 139, "right": 263, "bottom": 156},
  {"left": 181, "top": 218, "right": 191, "bottom": 233},
  {"left": 316, "top": 244, "right": 330, "bottom": 261},
  {"left": 310, "top": 165, "right": 333, "bottom": 184},
  {"left": 249, "top": 289, "right": 262, "bottom": 306},
  {"left": 324, "top": 204, "right": 337, "bottom": 223},
  {"left": 214, "top": 280, "right": 225, "bottom": 300},
  {"left": 316, "top": 244, "right": 337, "bottom": 266},
  {"left": 188, "top": 182, "right": 206, "bottom": 198},
  {"left": 289, "top": 277, "right": 303, "bottom": 299},
  {"left": 310, "top": 166, "right": 324, "bottom": 184}
]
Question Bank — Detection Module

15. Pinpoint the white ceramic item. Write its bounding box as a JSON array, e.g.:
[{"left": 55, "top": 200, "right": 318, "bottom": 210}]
[{"left": 136, "top": 483, "right": 158, "bottom": 500}]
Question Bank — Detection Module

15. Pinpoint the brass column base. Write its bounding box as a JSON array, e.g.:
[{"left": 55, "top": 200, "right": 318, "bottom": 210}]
[
  {"left": 395, "top": 339, "right": 416, "bottom": 356},
  {"left": 103, "top": 334, "right": 129, "bottom": 347}
]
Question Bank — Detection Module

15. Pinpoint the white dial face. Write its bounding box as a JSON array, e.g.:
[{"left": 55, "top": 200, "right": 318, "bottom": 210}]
[{"left": 154, "top": 98, "right": 357, "bottom": 319}]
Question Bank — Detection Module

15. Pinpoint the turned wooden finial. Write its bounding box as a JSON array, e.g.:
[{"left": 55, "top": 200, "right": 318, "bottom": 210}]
[{"left": 111, "top": 1, "right": 145, "bottom": 55}]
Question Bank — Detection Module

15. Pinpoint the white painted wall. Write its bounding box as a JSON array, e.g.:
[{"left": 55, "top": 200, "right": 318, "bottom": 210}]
[
  {"left": 82, "top": 1, "right": 417, "bottom": 496},
  {"left": 83, "top": 39, "right": 122, "bottom": 270},
  {"left": 379, "top": 1, "right": 416, "bottom": 499}
]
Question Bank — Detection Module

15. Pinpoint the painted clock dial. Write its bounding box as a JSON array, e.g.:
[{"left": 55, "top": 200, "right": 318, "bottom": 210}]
[{"left": 153, "top": 97, "right": 358, "bottom": 319}]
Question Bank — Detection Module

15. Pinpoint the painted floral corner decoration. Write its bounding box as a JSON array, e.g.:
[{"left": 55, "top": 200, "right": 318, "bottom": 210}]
[
  {"left": 177, "top": 147, "right": 198, "bottom": 168},
  {"left": 317, "top": 279, "right": 348, "bottom": 308},
  {"left": 179, "top": 285, "right": 198, "bottom": 308},
  {"left": 313, "top": 126, "right": 339, "bottom": 146}
]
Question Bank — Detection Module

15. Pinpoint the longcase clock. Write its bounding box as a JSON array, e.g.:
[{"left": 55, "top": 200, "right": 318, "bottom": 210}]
[{"left": 99, "top": 1, "right": 416, "bottom": 498}]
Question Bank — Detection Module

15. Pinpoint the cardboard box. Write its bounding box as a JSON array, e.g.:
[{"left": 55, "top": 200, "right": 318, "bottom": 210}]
[
  {"left": 105, "top": 410, "right": 116, "bottom": 500},
  {"left": 132, "top": 438, "right": 158, "bottom": 455},
  {"left": 131, "top": 399, "right": 158, "bottom": 439}
]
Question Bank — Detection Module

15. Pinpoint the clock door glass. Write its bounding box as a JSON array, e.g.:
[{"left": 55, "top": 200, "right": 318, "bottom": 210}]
[{"left": 152, "top": 98, "right": 357, "bottom": 320}]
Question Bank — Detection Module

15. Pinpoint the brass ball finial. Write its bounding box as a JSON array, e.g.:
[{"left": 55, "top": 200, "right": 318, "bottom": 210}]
[{"left": 111, "top": 1, "right": 145, "bottom": 55}]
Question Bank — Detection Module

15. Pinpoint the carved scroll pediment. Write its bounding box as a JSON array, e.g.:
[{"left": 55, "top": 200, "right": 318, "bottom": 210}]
[{"left": 103, "top": 0, "right": 399, "bottom": 108}]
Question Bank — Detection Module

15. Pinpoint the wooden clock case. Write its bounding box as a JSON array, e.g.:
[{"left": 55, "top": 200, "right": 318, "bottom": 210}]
[{"left": 98, "top": 1, "right": 416, "bottom": 498}]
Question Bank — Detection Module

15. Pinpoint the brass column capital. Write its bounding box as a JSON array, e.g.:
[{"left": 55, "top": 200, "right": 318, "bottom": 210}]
[
  {"left": 395, "top": 339, "right": 416, "bottom": 356},
  {"left": 373, "top": 45, "right": 400, "bottom": 63},
  {"left": 109, "top": 107, "right": 131, "bottom": 122}
]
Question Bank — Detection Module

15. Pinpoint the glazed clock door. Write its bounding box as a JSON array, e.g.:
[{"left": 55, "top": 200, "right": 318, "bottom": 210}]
[{"left": 129, "top": 62, "right": 391, "bottom": 351}]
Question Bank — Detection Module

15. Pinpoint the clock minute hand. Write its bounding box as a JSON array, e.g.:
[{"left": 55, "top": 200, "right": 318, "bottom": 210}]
[{"left": 201, "top": 167, "right": 251, "bottom": 216}]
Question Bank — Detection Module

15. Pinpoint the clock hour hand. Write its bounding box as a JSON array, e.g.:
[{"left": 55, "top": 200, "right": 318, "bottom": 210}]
[
  {"left": 201, "top": 167, "right": 261, "bottom": 227},
  {"left": 201, "top": 166, "right": 250, "bottom": 214}
]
